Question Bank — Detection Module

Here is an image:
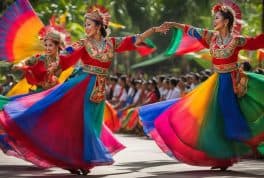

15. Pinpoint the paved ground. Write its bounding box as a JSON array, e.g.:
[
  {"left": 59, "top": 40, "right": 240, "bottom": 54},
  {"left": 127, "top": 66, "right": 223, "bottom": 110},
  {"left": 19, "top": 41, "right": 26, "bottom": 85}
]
[{"left": 1, "top": 134, "right": 264, "bottom": 178}]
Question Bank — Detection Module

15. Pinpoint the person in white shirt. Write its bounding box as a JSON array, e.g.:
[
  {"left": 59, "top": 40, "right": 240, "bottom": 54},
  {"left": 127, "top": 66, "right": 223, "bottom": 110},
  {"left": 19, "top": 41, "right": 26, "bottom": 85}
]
[
  {"left": 109, "top": 75, "right": 121, "bottom": 104},
  {"left": 166, "top": 78, "right": 180, "bottom": 100},
  {"left": 160, "top": 78, "right": 170, "bottom": 101},
  {"left": 190, "top": 73, "right": 200, "bottom": 90},
  {"left": 120, "top": 79, "right": 142, "bottom": 111},
  {"left": 114, "top": 75, "right": 128, "bottom": 109},
  {"left": 157, "top": 75, "right": 165, "bottom": 96}
]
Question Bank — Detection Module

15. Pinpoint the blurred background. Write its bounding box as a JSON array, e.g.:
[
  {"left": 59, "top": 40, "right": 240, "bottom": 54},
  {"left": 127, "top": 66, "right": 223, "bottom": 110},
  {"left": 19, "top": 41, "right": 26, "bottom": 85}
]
[{"left": 0, "top": 0, "right": 263, "bottom": 76}]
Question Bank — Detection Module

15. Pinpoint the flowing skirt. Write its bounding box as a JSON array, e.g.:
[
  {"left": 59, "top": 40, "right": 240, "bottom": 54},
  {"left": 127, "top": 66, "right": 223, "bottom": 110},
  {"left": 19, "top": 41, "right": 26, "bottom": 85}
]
[
  {"left": 104, "top": 101, "right": 121, "bottom": 132},
  {"left": 0, "top": 95, "right": 9, "bottom": 110},
  {"left": 0, "top": 71, "right": 125, "bottom": 169},
  {"left": 139, "top": 72, "right": 264, "bottom": 167}
]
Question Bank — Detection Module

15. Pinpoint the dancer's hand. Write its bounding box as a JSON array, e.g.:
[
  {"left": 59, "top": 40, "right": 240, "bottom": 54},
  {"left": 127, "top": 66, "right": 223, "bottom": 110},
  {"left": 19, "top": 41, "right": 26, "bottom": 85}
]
[
  {"left": 11, "top": 63, "right": 22, "bottom": 71},
  {"left": 154, "top": 25, "right": 170, "bottom": 34},
  {"left": 135, "top": 25, "right": 170, "bottom": 47},
  {"left": 160, "top": 21, "right": 176, "bottom": 29}
]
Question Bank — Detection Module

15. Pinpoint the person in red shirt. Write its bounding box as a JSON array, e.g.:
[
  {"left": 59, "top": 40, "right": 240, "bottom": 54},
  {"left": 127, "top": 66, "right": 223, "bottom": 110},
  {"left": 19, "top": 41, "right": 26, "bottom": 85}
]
[{"left": 143, "top": 79, "right": 160, "bottom": 105}]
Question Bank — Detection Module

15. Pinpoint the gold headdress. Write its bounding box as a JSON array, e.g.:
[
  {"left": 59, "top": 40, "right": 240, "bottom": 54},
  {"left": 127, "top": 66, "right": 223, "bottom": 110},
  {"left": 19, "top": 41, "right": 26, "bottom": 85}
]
[
  {"left": 212, "top": 0, "right": 242, "bottom": 35},
  {"left": 38, "top": 15, "right": 72, "bottom": 49},
  {"left": 44, "top": 30, "right": 62, "bottom": 43},
  {"left": 85, "top": 5, "right": 110, "bottom": 27}
]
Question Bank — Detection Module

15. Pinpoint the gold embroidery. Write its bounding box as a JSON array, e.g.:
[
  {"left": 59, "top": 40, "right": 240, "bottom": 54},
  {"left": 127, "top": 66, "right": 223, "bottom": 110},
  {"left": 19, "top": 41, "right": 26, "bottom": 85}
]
[
  {"left": 213, "top": 62, "right": 238, "bottom": 73},
  {"left": 231, "top": 70, "right": 248, "bottom": 98},
  {"left": 90, "top": 75, "right": 106, "bottom": 103},
  {"left": 210, "top": 37, "right": 237, "bottom": 59},
  {"left": 84, "top": 38, "right": 114, "bottom": 62},
  {"left": 236, "top": 36, "right": 247, "bottom": 47},
  {"left": 72, "top": 39, "right": 85, "bottom": 49},
  {"left": 210, "top": 36, "right": 248, "bottom": 59},
  {"left": 82, "top": 65, "right": 108, "bottom": 75}
]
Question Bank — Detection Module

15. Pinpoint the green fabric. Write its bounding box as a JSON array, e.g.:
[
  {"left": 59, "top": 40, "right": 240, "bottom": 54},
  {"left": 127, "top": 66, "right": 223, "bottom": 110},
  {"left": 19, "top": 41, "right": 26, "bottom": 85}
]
[
  {"left": 198, "top": 76, "right": 250, "bottom": 159},
  {"left": 121, "top": 108, "right": 135, "bottom": 129},
  {"left": 165, "top": 28, "right": 182, "bottom": 56},
  {"left": 144, "top": 38, "right": 156, "bottom": 49},
  {"left": 131, "top": 53, "right": 170, "bottom": 69},
  {"left": 131, "top": 29, "right": 183, "bottom": 69},
  {"left": 0, "top": 95, "right": 9, "bottom": 110},
  {"left": 239, "top": 72, "right": 264, "bottom": 136}
]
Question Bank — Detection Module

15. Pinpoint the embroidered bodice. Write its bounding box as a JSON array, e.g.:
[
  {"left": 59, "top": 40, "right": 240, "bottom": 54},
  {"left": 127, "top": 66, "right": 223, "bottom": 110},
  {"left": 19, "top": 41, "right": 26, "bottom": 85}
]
[
  {"left": 59, "top": 36, "right": 137, "bottom": 71},
  {"left": 184, "top": 25, "right": 264, "bottom": 72},
  {"left": 22, "top": 54, "right": 60, "bottom": 89},
  {"left": 59, "top": 36, "right": 137, "bottom": 103}
]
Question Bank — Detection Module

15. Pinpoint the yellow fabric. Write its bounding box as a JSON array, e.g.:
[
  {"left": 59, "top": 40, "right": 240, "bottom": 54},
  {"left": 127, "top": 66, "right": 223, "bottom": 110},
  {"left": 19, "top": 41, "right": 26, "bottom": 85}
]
[
  {"left": 183, "top": 73, "right": 218, "bottom": 126},
  {"left": 13, "top": 16, "right": 44, "bottom": 62},
  {"left": 6, "top": 78, "right": 35, "bottom": 96},
  {"left": 58, "top": 67, "right": 74, "bottom": 83},
  {"left": 7, "top": 67, "right": 74, "bottom": 96}
]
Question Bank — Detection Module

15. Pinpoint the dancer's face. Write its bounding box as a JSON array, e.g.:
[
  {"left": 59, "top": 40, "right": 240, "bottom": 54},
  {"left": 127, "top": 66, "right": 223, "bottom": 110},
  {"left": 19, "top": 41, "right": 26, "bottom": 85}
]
[
  {"left": 44, "top": 39, "right": 58, "bottom": 57},
  {"left": 213, "top": 11, "right": 228, "bottom": 31},
  {"left": 85, "top": 18, "right": 100, "bottom": 38}
]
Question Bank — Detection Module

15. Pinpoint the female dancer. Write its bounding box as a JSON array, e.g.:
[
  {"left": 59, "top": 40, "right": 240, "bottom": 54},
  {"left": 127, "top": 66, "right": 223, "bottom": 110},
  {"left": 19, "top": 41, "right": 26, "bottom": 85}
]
[
  {"left": 0, "top": 5, "right": 165, "bottom": 175},
  {"left": 0, "top": 29, "right": 63, "bottom": 152},
  {"left": 12, "top": 31, "right": 64, "bottom": 92},
  {"left": 139, "top": 1, "right": 264, "bottom": 170}
]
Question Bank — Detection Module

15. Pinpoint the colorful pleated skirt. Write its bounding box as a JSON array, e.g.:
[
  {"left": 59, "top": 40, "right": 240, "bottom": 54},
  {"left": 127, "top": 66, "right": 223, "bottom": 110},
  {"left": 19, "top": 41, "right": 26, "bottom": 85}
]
[
  {"left": 0, "top": 95, "right": 9, "bottom": 110},
  {"left": 139, "top": 72, "right": 264, "bottom": 167},
  {"left": 104, "top": 101, "right": 121, "bottom": 132},
  {"left": 0, "top": 71, "right": 125, "bottom": 169}
]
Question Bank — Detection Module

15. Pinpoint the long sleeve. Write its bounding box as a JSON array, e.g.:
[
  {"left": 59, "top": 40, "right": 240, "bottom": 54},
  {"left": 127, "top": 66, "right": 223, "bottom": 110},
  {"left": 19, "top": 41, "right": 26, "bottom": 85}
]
[
  {"left": 183, "top": 25, "right": 214, "bottom": 48},
  {"left": 111, "top": 36, "right": 137, "bottom": 53},
  {"left": 237, "top": 33, "right": 264, "bottom": 50},
  {"left": 59, "top": 45, "right": 85, "bottom": 71}
]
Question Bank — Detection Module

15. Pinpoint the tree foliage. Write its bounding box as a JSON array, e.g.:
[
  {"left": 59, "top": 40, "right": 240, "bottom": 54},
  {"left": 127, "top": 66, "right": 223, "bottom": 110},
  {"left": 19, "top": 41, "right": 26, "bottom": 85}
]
[{"left": 0, "top": 0, "right": 263, "bottom": 74}]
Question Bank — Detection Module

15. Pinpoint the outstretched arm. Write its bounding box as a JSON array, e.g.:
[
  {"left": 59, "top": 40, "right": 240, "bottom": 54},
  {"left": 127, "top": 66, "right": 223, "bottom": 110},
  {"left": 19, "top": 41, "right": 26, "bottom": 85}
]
[
  {"left": 112, "top": 25, "right": 168, "bottom": 53},
  {"left": 59, "top": 43, "right": 85, "bottom": 71},
  {"left": 12, "top": 55, "right": 39, "bottom": 71},
  {"left": 161, "top": 22, "right": 185, "bottom": 31},
  {"left": 161, "top": 22, "right": 214, "bottom": 48},
  {"left": 134, "top": 26, "right": 169, "bottom": 47},
  {"left": 237, "top": 34, "right": 264, "bottom": 50}
]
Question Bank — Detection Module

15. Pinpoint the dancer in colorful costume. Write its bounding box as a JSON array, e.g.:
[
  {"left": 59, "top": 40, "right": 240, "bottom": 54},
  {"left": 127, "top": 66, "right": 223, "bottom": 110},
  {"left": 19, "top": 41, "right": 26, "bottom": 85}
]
[
  {"left": 139, "top": 0, "right": 264, "bottom": 170},
  {"left": 12, "top": 31, "right": 65, "bottom": 92},
  {"left": 0, "top": 2, "right": 165, "bottom": 175},
  {"left": 0, "top": 0, "right": 75, "bottom": 158}
]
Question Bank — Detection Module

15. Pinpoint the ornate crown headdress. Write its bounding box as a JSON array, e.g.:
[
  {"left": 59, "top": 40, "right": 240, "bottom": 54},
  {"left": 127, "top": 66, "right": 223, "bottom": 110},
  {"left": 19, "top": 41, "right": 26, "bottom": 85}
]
[
  {"left": 38, "top": 16, "right": 72, "bottom": 49},
  {"left": 43, "top": 30, "right": 62, "bottom": 43},
  {"left": 85, "top": 5, "right": 110, "bottom": 27},
  {"left": 212, "top": 0, "right": 242, "bottom": 35}
]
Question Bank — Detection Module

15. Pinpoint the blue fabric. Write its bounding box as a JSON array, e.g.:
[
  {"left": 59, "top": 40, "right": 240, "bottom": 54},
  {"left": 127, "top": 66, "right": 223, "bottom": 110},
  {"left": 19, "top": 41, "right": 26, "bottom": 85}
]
[
  {"left": 3, "top": 70, "right": 114, "bottom": 165},
  {"left": 218, "top": 73, "right": 251, "bottom": 141},
  {"left": 83, "top": 76, "right": 113, "bottom": 163},
  {"left": 4, "top": 73, "right": 88, "bottom": 130},
  {"left": 0, "top": 134, "right": 12, "bottom": 152},
  {"left": 187, "top": 27, "right": 203, "bottom": 40},
  {"left": 139, "top": 99, "right": 179, "bottom": 134},
  {"left": 2, "top": 73, "right": 89, "bottom": 162}
]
